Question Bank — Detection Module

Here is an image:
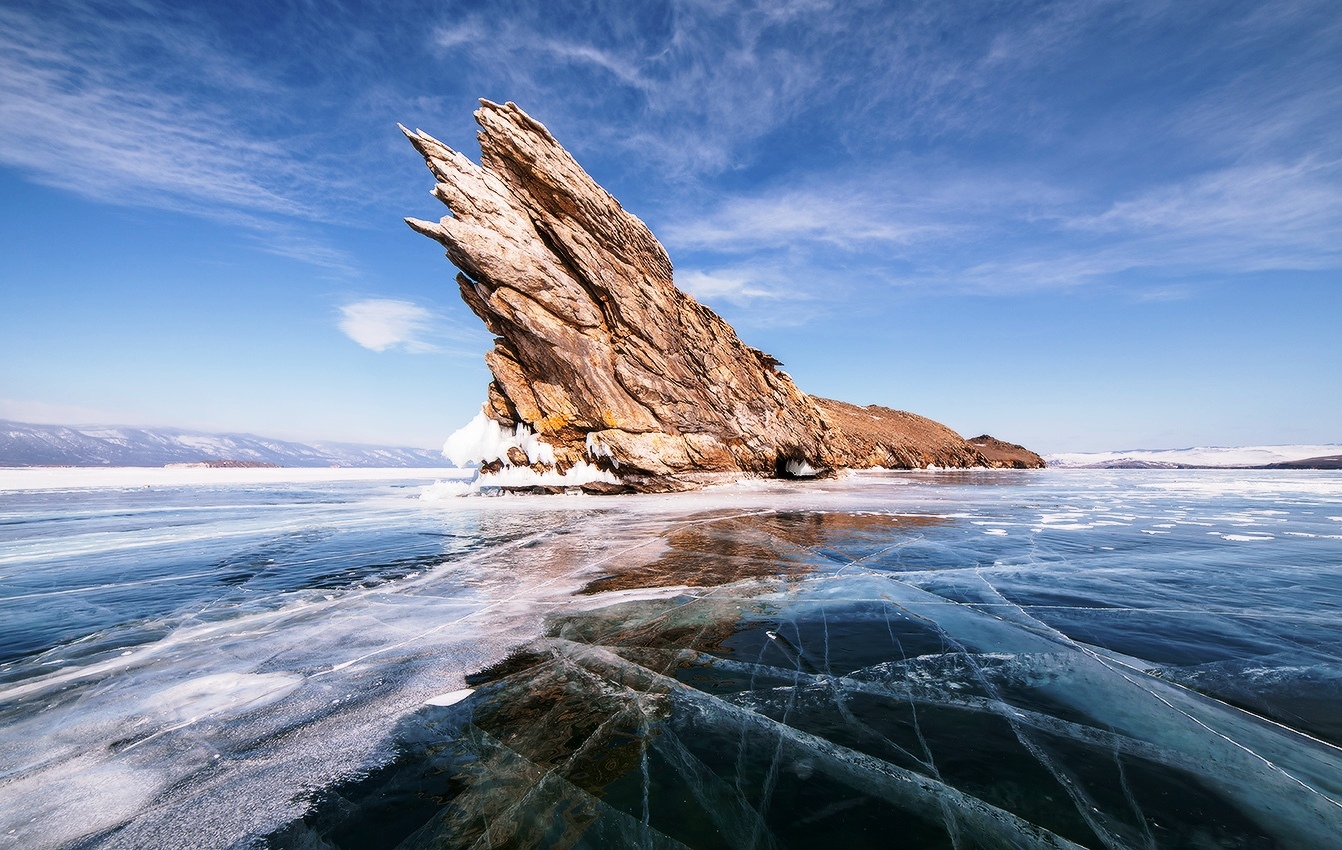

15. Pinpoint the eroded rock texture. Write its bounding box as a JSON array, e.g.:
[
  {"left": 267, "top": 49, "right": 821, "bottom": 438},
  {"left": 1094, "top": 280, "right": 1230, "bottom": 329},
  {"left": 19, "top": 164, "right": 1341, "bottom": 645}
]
[{"left": 404, "top": 100, "right": 1042, "bottom": 489}]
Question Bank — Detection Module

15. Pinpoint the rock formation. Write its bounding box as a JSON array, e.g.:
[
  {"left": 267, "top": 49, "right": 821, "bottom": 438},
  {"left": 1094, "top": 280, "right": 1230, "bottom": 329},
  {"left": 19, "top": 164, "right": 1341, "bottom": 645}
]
[
  {"left": 403, "top": 100, "right": 1042, "bottom": 491},
  {"left": 811, "top": 400, "right": 1042, "bottom": 469},
  {"left": 964, "top": 435, "right": 1046, "bottom": 469}
]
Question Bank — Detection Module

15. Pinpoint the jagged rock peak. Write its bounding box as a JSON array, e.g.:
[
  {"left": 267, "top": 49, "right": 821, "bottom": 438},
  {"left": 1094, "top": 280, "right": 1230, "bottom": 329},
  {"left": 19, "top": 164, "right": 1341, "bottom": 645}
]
[
  {"left": 404, "top": 101, "right": 1044, "bottom": 491},
  {"left": 403, "top": 100, "right": 849, "bottom": 489}
]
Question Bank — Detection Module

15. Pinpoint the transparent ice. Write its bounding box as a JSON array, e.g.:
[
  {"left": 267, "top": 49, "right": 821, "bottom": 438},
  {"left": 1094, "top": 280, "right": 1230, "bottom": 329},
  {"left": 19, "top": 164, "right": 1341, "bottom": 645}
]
[{"left": 1, "top": 469, "right": 1340, "bottom": 848}]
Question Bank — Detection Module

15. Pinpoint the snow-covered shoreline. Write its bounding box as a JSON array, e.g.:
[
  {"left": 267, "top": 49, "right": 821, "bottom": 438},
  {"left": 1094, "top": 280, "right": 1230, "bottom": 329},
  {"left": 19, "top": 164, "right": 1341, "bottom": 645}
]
[{"left": 0, "top": 466, "right": 474, "bottom": 491}]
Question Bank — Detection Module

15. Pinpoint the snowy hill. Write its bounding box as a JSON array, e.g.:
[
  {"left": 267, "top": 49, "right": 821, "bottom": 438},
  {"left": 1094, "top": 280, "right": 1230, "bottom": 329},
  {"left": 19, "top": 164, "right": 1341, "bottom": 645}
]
[
  {"left": 0, "top": 420, "right": 448, "bottom": 468},
  {"left": 1046, "top": 444, "right": 1342, "bottom": 469}
]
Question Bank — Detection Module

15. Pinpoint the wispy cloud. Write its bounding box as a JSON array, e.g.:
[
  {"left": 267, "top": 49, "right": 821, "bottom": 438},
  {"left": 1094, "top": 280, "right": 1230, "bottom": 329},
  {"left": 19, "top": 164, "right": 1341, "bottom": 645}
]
[
  {"left": 1074, "top": 159, "right": 1342, "bottom": 269},
  {"left": 0, "top": 5, "right": 286, "bottom": 208},
  {"left": 662, "top": 153, "right": 1342, "bottom": 304},
  {"left": 6, "top": 0, "right": 1337, "bottom": 302},
  {"left": 419, "top": 0, "right": 1159, "bottom": 177},
  {"left": 676, "top": 269, "right": 794, "bottom": 305},
  {"left": 951, "top": 157, "right": 1342, "bottom": 293},
  {"left": 0, "top": 397, "right": 142, "bottom": 427},
  {"left": 663, "top": 188, "right": 951, "bottom": 253},
  {"left": 0, "top": 1, "right": 356, "bottom": 269},
  {"left": 337, "top": 299, "right": 488, "bottom": 354},
  {"left": 418, "top": 0, "right": 1342, "bottom": 315},
  {"left": 658, "top": 171, "right": 1073, "bottom": 255},
  {"left": 427, "top": 2, "right": 881, "bottom": 174}
]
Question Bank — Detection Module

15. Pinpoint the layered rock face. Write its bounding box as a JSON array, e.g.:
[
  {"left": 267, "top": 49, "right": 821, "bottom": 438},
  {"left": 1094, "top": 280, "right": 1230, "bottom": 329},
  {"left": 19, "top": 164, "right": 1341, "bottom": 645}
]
[{"left": 404, "top": 100, "right": 1042, "bottom": 490}]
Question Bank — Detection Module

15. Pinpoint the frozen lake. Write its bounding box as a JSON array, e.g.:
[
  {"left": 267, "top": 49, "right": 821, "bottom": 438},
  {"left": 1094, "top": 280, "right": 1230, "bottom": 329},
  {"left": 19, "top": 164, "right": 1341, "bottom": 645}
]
[{"left": 2, "top": 468, "right": 1340, "bottom": 848}]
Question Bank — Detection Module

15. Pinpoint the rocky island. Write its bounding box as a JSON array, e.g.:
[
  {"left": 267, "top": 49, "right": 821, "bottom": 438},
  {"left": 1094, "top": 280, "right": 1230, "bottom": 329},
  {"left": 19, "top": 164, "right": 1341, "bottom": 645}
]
[{"left": 404, "top": 100, "right": 1043, "bottom": 492}]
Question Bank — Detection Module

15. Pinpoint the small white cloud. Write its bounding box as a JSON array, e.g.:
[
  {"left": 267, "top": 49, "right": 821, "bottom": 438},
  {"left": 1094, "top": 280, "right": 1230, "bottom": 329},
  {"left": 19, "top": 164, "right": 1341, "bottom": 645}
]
[
  {"left": 676, "top": 269, "right": 788, "bottom": 305},
  {"left": 338, "top": 299, "right": 438, "bottom": 353}
]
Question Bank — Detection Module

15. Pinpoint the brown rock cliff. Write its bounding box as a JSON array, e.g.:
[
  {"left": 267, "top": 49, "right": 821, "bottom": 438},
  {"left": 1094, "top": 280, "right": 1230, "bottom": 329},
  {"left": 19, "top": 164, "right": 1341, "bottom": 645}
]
[{"left": 403, "top": 100, "right": 1042, "bottom": 489}]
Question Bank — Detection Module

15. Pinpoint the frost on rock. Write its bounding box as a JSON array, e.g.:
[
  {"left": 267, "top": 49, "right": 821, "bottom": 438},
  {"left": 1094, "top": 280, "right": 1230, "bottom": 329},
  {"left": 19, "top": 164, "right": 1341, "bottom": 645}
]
[
  {"left": 441, "top": 410, "right": 557, "bottom": 468},
  {"left": 585, "top": 432, "right": 619, "bottom": 469}
]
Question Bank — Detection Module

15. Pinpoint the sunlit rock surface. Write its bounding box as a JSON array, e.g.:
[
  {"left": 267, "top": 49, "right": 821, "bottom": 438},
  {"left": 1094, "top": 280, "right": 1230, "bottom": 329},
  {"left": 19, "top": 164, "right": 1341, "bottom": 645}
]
[{"left": 403, "top": 101, "right": 1043, "bottom": 489}]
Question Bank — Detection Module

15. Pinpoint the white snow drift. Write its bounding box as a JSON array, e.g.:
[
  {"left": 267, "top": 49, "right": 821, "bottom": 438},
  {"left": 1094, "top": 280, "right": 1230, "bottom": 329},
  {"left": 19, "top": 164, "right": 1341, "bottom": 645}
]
[{"left": 428, "top": 411, "right": 620, "bottom": 497}]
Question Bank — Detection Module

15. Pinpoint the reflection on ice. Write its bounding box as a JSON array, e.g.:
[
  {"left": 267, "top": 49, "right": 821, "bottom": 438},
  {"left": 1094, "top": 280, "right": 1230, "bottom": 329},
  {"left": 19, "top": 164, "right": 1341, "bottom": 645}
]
[
  {"left": 2, "top": 470, "right": 1341, "bottom": 848},
  {"left": 271, "top": 477, "right": 1342, "bottom": 849},
  {"left": 579, "top": 510, "right": 942, "bottom": 595}
]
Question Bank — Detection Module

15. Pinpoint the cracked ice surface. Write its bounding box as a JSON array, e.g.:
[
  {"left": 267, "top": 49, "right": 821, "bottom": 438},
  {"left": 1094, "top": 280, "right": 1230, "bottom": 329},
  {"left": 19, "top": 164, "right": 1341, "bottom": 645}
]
[{"left": 3, "top": 469, "right": 1342, "bottom": 848}]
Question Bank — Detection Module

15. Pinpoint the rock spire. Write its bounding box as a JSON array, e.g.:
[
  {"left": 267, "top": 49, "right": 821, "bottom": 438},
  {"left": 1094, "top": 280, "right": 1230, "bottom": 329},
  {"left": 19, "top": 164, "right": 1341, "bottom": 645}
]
[{"left": 403, "top": 100, "right": 1042, "bottom": 490}]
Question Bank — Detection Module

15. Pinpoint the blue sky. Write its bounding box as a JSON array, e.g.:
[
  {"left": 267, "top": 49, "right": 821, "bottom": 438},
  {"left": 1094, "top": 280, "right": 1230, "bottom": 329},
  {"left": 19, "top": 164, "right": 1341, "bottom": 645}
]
[{"left": 1, "top": 0, "right": 1338, "bottom": 452}]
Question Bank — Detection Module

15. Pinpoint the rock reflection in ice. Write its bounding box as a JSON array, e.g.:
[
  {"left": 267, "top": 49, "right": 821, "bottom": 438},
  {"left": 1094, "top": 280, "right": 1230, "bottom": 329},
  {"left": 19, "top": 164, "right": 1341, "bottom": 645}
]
[{"left": 274, "top": 480, "right": 1342, "bottom": 849}]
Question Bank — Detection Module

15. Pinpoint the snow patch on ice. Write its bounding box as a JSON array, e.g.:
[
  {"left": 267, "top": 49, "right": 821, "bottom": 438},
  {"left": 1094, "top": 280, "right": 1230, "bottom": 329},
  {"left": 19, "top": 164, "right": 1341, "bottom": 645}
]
[
  {"left": 425, "top": 688, "right": 474, "bottom": 707},
  {"left": 420, "top": 461, "right": 620, "bottom": 499},
  {"left": 442, "top": 411, "right": 556, "bottom": 467},
  {"left": 476, "top": 461, "right": 618, "bottom": 490},
  {"left": 142, "top": 672, "right": 303, "bottom": 724},
  {"left": 0, "top": 759, "right": 164, "bottom": 849},
  {"left": 419, "top": 479, "right": 475, "bottom": 499}
]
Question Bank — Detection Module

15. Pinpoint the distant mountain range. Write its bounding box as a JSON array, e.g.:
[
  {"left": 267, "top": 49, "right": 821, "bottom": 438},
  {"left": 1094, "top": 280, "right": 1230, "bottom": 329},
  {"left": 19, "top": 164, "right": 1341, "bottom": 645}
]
[
  {"left": 0, "top": 420, "right": 449, "bottom": 468},
  {"left": 1046, "top": 444, "right": 1342, "bottom": 470}
]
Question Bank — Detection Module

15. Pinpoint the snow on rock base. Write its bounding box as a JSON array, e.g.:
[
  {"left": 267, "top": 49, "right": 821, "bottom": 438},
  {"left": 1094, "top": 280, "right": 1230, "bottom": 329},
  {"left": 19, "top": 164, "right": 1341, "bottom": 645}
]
[
  {"left": 428, "top": 411, "right": 622, "bottom": 499},
  {"left": 420, "top": 461, "right": 621, "bottom": 500},
  {"left": 442, "top": 411, "right": 557, "bottom": 468}
]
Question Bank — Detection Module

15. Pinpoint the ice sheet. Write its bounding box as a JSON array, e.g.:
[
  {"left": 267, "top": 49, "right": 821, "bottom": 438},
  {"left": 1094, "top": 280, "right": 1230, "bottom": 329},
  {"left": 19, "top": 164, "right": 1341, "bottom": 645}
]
[{"left": 2, "top": 469, "right": 1341, "bottom": 848}]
